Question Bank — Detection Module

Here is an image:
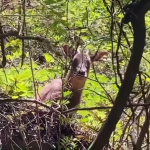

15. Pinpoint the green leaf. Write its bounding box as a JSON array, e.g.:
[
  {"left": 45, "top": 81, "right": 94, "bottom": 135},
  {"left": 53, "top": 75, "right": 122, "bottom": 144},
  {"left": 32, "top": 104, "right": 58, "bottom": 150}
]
[
  {"left": 146, "top": 78, "right": 150, "bottom": 82},
  {"left": 16, "top": 83, "right": 29, "bottom": 92},
  {"left": 18, "top": 70, "right": 31, "bottom": 81},
  {"left": 63, "top": 91, "right": 72, "bottom": 98},
  {"left": 80, "top": 117, "right": 89, "bottom": 123},
  {"left": 44, "top": 53, "right": 54, "bottom": 62},
  {"left": 78, "top": 111, "right": 89, "bottom": 117},
  {"left": 12, "top": 96, "right": 19, "bottom": 99}
]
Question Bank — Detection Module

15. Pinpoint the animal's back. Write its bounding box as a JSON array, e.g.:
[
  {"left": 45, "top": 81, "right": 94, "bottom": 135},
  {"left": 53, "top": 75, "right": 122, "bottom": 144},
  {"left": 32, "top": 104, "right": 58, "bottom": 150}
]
[{"left": 36, "top": 78, "right": 62, "bottom": 101}]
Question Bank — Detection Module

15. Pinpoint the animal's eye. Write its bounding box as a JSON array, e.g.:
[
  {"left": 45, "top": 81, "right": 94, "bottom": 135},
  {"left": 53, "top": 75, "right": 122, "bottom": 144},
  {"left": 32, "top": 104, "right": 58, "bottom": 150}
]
[{"left": 72, "top": 58, "right": 78, "bottom": 66}]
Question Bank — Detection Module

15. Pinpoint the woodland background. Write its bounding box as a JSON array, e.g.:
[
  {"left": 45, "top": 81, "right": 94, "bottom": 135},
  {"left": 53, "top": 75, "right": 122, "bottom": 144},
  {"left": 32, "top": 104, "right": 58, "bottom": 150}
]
[{"left": 0, "top": 0, "right": 150, "bottom": 150}]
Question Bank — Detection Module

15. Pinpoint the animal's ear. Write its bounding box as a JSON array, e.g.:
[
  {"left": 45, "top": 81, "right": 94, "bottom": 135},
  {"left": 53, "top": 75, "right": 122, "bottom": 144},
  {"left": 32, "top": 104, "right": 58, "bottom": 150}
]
[
  {"left": 90, "top": 50, "right": 109, "bottom": 62},
  {"left": 62, "top": 45, "right": 76, "bottom": 58}
]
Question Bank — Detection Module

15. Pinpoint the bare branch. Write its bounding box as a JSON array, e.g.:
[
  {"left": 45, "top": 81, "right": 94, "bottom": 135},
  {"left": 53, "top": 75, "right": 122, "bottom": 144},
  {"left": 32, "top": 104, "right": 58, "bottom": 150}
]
[
  {"left": 0, "top": 31, "right": 63, "bottom": 56},
  {"left": 88, "top": 0, "right": 150, "bottom": 149},
  {"left": 0, "top": 22, "right": 6, "bottom": 67},
  {"left": 63, "top": 103, "right": 150, "bottom": 114},
  {"left": 135, "top": 91, "right": 150, "bottom": 149}
]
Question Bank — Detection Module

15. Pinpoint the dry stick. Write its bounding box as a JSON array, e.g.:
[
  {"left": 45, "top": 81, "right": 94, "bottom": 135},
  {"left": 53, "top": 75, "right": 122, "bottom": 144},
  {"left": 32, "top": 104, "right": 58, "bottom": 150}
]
[
  {"left": 0, "top": 98, "right": 61, "bottom": 114},
  {"left": 88, "top": 1, "right": 150, "bottom": 150},
  {"left": 135, "top": 92, "right": 150, "bottom": 150},
  {"left": 11, "top": 106, "right": 28, "bottom": 149},
  {"left": 136, "top": 73, "right": 150, "bottom": 150},
  {"left": 118, "top": 96, "right": 145, "bottom": 149},
  {"left": 0, "top": 22, "right": 6, "bottom": 67},
  {"left": 62, "top": 103, "right": 150, "bottom": 114},
  {"left": 1, "top": 98, "right": 150, "bottom": 113},
  {"left": 135, "top": 110, "right": 150, "bottom": 149}
]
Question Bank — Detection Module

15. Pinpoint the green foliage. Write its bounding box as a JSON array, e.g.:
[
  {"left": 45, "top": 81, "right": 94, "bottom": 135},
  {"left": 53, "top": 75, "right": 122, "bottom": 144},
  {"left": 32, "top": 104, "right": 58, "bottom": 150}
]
[
  {"left": 1, "top": 0, "right": 150, "bottom": 148},
  {"left": 60, "top": 136, "right": 78, "bottom": 149},
  {"left": 0, "top": 0, "right": 123, "bottom": 146}
]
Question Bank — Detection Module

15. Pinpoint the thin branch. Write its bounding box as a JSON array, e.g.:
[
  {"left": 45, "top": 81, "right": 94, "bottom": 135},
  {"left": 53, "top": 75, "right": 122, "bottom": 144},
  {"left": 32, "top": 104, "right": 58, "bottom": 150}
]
[
  {"left": 0, "top": 31, "right": 62, "bottom": 56},
  {"left": 63, "top": 103, "right": 150, "bottom": 114},
  {"left": 0, "top": 22, "right": 6, "bottom": 67},
  {"left": 88, "top": 1, "right": 150, "bottom": 149}
]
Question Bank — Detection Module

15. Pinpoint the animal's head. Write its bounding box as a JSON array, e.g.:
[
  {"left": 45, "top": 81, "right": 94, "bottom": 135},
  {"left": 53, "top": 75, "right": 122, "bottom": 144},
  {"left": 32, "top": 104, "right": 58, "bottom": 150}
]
[{"left": 63, "top": 45, "right": 109, "bottom": 80}]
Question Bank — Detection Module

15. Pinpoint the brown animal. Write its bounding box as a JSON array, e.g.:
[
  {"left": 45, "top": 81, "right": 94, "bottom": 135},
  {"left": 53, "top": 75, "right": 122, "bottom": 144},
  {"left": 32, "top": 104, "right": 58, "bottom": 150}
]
[{"left": 36, "top": 46, "right": 109, "bottom": 109}]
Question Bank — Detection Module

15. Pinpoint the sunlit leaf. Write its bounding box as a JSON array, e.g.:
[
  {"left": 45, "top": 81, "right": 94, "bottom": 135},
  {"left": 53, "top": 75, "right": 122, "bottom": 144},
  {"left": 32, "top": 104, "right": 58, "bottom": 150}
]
[
  {"left": 12, "top": 96, "right": 19, "bottom": 99},
  {"left": 44, "top": 53, "right": 54, "bottom": 62}
]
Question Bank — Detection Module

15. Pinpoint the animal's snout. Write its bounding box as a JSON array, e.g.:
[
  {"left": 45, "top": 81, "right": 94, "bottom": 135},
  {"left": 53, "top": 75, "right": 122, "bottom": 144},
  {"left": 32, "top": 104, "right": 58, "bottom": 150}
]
[
  {"left": 78, "top": 70, "right": 85, "bottom": 76},
  {"left": 76, "top": 65, "right": 87, "bottom": 77}
]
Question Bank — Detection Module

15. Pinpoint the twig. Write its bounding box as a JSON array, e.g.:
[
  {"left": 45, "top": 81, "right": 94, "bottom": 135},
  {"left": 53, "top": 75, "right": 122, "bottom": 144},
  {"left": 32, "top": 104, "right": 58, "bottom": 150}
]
[
  {"left": 0, "top": 22, "right": 6, "bottom": 67},
  {"left": 63, "top": 103, "right": 150, "bottom": 114}
]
